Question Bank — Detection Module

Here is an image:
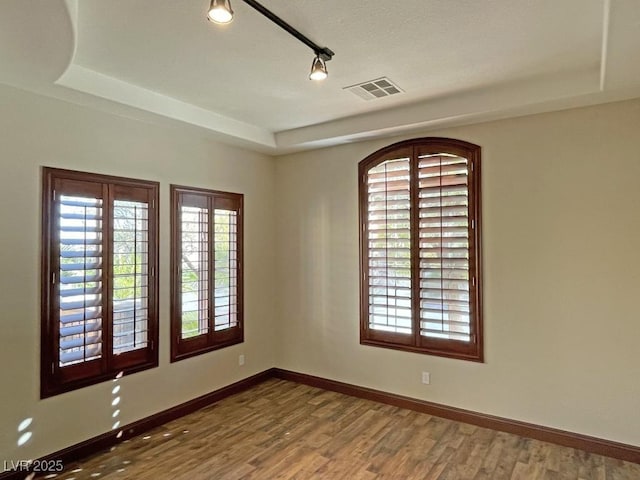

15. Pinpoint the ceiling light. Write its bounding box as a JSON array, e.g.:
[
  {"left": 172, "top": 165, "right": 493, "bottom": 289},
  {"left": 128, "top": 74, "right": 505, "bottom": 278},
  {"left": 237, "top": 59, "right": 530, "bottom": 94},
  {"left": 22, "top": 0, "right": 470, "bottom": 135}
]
[
  {"left": 309, "top": 55, "right": 328, "bottom": 81},
  {"left": 208, "top": 0, "right": 234, "bottom": 24},
  {"left": 207, "top": 0, "right": 334, "bottom": 80}
]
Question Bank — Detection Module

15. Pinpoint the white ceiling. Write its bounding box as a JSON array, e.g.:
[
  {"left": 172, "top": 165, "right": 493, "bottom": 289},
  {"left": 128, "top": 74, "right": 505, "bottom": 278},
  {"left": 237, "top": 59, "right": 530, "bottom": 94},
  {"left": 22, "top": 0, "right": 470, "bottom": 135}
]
[{"left": 1, "top": 0, "right": 639, "bottom": 153}]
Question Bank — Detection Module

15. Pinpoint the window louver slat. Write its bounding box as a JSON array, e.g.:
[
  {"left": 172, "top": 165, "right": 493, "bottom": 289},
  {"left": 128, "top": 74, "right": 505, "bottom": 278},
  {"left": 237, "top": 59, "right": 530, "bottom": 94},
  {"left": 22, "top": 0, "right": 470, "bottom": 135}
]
[
  {"left": 420, "top": 258, "right": 469, "bottom": 267},
  {"left": 60, "top": 321, "right": 101, "bottom": 337},
  {"left": 60, "top": 309, "right": 102, "bottom": 324},
  {"left": 419, "top": 248, "right": 469, "bottom": 257},
  {"left": 367, "top": 169, "right": 413, "bottom": 181},
  {"left": 418, "top": 329, "right": 470, "bottom": 341},
  {"left": 60, "top": 238, "right": 102, "bottom": 245},
  {"left": 368, "top": 220, "right": 410, "bottom": 228},
  {"left": 421, "top": 279, "right": 468, "bottom": 289},
  {"left": 420, "top": 287, "right": 470, "bottom": 297},
  {"left": 60, "top": 298, "right": 102, "bottom": 310},
  {"left": 60, "top": 334, "right": 102, "bottom": 350},
  {"left": 422, "top": 306, "right": 470, "bottom": 316},
  {"left": 60, "top": 344, "right": 102, "bottom": 365},
  {"left": 367, "top": 199, "right": 410, "bottom": 210},
  {"left": 58, "top": 195, "right": 104, "bottom": 367},
  {"left": 60, "top": 249, "right": 100, "bottom": 258},
  {"left": 61, "top": 226, "right": 103, "bottom": 233},
  {"left": 60, "top": 261, "right": 102, "bottom": 272},
  {"left": 59, "top": 213, "right": 102, "bottom": 221},
  {"left": 59, "top": 273, "right": 102, "bottom": 284},
  {"left": 420, "top": 184, "right": 468, "bottom": 195},
  {"left": 60, "top": 287, "right": 102, "bottom": 299},
  {"left": 420, "top": 299, "right": 469, "bottom": 310}
]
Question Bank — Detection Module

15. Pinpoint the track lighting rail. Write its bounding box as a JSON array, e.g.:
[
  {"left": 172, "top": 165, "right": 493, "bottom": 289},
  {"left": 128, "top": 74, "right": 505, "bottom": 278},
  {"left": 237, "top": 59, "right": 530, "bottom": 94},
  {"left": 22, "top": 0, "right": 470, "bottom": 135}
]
[
  {"left": 208, "top": 0, "right": 334, "bottom": 79},
  {"left": 241, "top": 0, "right": 334, "bottom": 61}
]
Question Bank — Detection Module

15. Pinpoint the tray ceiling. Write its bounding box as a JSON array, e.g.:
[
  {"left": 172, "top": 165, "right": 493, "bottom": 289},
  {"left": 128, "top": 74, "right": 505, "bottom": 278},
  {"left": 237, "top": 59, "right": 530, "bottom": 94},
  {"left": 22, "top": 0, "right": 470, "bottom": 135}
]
[{"left": 1, "top": 0, "right": 639, "bottom": 153}]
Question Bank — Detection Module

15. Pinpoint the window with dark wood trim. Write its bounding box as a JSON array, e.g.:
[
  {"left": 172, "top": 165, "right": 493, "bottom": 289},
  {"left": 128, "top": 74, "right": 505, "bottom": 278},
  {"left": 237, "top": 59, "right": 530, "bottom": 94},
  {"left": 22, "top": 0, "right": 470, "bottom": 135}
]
[
  {"left": 41, "top": 167, "right": 159, "bottom": 397},
  {"left": 170, "top": 185, "right": 243, "bottom": 362},
  {"left": 359, "top": 138, "right": 483, "bottom": 361}
]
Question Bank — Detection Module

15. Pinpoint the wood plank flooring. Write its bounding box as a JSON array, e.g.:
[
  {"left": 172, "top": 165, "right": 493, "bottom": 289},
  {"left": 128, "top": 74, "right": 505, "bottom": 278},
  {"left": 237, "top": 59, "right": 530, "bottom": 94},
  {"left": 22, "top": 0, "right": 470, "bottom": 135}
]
[{"left": 33, "top": 379, "right": 640, "bottom": 479}]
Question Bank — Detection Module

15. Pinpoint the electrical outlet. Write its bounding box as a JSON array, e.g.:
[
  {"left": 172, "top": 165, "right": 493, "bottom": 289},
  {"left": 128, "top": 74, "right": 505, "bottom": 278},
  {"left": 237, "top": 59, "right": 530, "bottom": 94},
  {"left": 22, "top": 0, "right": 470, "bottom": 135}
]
[
  {"left": 421, "top": 371, "right": 430, "bottom": 384},
  {"left": 238, "top": 354, "right": 245, "bottom": 366}
]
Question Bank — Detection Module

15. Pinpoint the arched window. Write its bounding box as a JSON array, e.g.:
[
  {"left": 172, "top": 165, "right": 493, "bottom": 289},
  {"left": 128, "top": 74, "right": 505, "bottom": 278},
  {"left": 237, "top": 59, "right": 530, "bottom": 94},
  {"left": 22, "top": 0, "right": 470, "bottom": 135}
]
[{"left": 359, "top": 138, "right": 483, "bottom": 361}]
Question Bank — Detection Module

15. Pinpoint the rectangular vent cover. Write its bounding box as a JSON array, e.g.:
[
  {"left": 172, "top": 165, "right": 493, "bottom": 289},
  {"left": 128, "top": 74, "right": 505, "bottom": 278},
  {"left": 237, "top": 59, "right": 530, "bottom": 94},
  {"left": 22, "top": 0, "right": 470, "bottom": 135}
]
[{"left": 344, "top": 77, "right": 404, "bottom": 101}]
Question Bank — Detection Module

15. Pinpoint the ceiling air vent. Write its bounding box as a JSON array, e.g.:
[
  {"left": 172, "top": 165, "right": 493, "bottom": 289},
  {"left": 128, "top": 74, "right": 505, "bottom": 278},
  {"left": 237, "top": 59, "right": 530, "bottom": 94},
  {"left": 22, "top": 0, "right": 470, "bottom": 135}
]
[{"left": 344, "top": 77, "right": 404, "bottom": 101}]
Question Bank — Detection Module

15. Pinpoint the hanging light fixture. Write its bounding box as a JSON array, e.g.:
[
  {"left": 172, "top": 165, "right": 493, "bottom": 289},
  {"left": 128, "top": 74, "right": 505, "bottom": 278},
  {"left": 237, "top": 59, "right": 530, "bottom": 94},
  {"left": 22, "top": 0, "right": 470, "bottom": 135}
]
[
  {"left": 208, "top": 0, "right": 234, "bottom": 24},
  {"left": 207, "top": 0, "right": 334, "bottom": 80},
  {"left": 309, "top": 55, "right": 328, "bottom": 81}
]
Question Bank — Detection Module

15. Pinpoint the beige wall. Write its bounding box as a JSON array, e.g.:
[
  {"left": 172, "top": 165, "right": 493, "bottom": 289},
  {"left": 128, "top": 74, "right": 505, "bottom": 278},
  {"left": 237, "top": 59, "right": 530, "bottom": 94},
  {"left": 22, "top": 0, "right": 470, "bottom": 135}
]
[
  {"left": 0, "top": 85, "right": 277, "bottom": 461},
  {"left": 274, "top": 99, "right": 640, "bottom": 446},
  {"left": 1, "top": 83, "right": 639, "bottom": 462}
]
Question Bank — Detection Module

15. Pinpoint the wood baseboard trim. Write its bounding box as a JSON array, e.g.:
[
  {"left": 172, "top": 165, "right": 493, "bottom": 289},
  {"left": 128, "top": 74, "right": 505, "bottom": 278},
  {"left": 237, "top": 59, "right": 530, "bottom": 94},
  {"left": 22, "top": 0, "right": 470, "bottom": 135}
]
[
  {"left": 272, "top": 368, "right": 640, "bottom": 464},
  {"left": 0, "top": 369, "right": 275, "bottom": 480}
]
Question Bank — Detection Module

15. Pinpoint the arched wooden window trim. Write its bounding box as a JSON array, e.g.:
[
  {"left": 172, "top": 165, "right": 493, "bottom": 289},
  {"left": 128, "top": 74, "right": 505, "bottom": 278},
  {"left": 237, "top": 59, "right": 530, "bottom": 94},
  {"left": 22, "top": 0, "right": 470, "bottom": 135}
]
[{"left": 358, "top": 137, "right": 483, "bottom": 362}]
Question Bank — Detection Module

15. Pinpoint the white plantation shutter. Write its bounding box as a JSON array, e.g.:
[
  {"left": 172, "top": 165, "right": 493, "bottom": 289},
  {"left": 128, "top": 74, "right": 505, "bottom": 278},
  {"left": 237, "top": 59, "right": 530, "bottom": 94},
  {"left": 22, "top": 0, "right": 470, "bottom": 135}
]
[
  {"left": 179, "top": 196, "right": 210, "bottom": 339},
  {"left": 366, "top": 155, "right": 412, "bottom": 335},
  {"left": 360, "top": 139, "right": 482, "bottom": 361},
  {"left": 418, "top": 154, "right": 471, "bottom": 342},
  {"left": 213, "top": 206, "right": 239, "bottom": 331},
  {"left": 58, "top": 193, "right": 104, "bottom": 366},
  {"left": 112, "top": 199, "right": 150, "bottom": 354}
]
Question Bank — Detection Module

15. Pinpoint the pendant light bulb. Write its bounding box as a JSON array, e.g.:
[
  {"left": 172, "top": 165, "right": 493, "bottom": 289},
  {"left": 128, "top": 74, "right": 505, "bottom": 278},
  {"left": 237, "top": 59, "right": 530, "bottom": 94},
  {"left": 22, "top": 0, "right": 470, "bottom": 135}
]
[
  {"left": 208, "top": 0, "right": 234, "bottom": 24},
  {"left": 309, "top": 55, "right": 328, "bottom": 81}
]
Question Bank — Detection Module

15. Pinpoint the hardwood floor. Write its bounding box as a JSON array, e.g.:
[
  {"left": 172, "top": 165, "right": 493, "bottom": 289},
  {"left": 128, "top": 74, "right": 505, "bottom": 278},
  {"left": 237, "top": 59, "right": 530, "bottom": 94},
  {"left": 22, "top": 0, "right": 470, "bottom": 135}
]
[{"left": 33, "top": 379, "right": 640, "bottom": 479}]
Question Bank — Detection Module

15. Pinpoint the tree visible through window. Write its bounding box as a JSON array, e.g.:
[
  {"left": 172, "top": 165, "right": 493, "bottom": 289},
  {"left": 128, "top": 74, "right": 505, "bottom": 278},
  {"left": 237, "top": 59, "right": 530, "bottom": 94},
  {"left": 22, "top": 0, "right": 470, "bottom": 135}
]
[
  {"left": 41, "top": 168, "right": 159, "bottom": 397},
  {"left": 170, "top": 186, "right": 243, "bottom": 361},
  {"left": 359, "top": 138, "right": 483, "bottom": 361}
]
